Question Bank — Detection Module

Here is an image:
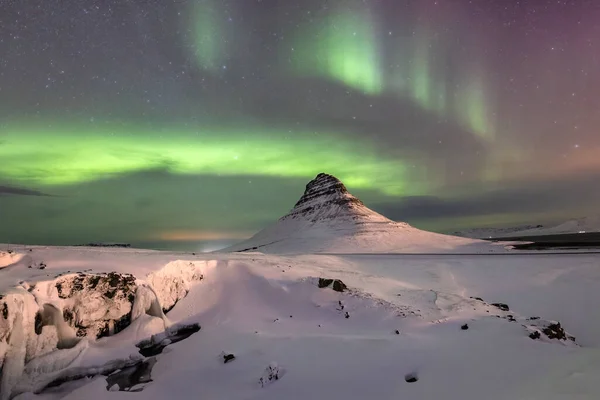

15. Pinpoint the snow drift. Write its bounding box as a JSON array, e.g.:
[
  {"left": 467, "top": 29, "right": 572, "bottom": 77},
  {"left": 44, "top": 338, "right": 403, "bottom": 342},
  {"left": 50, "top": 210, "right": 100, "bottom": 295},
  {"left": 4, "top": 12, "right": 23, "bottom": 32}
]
[
  {"left": 0, "top": 245, "right": 597, "bottom": 399},
  {"left": 222, "top": 173, "right": 501, "bottom": 254}
]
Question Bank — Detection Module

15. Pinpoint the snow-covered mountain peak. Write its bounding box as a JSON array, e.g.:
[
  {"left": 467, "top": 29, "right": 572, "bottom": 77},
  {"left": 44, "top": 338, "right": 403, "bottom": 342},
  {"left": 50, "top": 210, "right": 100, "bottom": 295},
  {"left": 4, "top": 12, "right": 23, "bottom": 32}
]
[
  {"left": 281, "top": 173, "right": 388, "bottom": 224},
  {"left": 222, "top": 173, "right": 499, "bottom": 254}
]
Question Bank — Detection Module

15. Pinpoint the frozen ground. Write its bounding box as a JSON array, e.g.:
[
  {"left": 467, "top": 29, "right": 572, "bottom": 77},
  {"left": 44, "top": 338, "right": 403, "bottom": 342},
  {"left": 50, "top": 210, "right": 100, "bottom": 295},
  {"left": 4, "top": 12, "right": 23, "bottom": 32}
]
[{"left": 1, "top": 245, "right": 599, "bottom": 400}]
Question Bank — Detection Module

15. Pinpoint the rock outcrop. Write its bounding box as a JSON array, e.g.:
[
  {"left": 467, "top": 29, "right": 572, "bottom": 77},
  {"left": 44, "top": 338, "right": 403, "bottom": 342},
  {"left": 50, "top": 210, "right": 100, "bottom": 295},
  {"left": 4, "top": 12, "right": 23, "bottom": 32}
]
[
  {"left": 0, "top": 260, "right": 209, "bottom": 400},
  {"left": 54, "top": 272, "right": 138, "bottom": 339},
  {"left": 281, "top": 173, "right": 376, "bottom": 223}
]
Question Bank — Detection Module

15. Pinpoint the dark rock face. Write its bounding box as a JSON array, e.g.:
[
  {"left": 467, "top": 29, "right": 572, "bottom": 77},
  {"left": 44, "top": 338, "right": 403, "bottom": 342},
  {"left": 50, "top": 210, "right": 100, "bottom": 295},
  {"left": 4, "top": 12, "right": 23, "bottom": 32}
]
[
  {"left": 332, "top": 280, "right": 347, "bottom": 293},
  {"left": 281, "top": 173, "right": 367, "bottom": 223},
  {"left": 223, "top": 354, "right": 235, "bottom": 363},
  {"left": 405, "top": 373, "right": 419, "bottom": 383},
  {"left": 528, "top": 322, "right": 575, "bottom": 342},
  {"left": 461, "top": 324, "right": 469, "bottom": 330},
  {"left": 318, "top": 278, "right": 334, "bottom": 288},
  {"left": 542, "top": 322, "right": 574, "bottom": 341},
  {"left": 529, "top": 331, "right": 541, "bottom": 340},
  {"left": 317, "top": 278, "right": 347, "bottom": 292},
  {"left": 54, "top": 272, "right": 138, "bottom": 339},
  {"left": 491, "top": 303, "right": 510, "bottom": 312}
]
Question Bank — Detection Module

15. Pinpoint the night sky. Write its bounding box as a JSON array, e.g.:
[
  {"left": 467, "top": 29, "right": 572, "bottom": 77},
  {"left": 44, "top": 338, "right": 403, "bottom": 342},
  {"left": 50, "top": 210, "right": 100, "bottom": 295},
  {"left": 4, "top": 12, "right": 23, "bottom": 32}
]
[{"left": 1, "top": 0, "right": 599, "bottom": 250}]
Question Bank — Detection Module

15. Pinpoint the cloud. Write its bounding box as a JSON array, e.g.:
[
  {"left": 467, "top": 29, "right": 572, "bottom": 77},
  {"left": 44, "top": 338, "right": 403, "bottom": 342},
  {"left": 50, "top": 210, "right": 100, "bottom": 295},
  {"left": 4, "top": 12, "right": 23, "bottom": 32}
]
[
  {"left": 0, "top": 185, "right": 51, "bottom": 197},
  {"left": 373, "top": 172, "right": 600, "bottom": 223}
]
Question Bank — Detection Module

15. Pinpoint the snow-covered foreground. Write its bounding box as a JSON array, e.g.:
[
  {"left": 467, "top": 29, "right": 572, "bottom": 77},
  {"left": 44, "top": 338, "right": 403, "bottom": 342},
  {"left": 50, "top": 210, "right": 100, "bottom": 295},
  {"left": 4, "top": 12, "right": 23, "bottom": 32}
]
[{"left": 1, "top": 245, "right": 600, "bottom": 399}]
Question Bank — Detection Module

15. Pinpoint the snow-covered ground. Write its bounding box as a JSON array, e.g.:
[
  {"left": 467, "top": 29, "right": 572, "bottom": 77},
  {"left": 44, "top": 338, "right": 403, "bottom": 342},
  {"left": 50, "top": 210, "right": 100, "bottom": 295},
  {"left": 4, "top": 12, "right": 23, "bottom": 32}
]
[
  {"left": 0, "top": 251, "right": 25, "bottom": 269},
  {"left": 1, "top": 245, "right": 599, "bottom": 400}
]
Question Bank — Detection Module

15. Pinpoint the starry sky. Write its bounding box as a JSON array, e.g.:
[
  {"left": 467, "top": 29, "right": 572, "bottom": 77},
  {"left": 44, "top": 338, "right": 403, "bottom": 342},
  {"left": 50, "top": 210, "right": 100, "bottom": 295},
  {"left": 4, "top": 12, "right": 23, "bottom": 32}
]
[{"left": 1, "top": 0, "right": 599, "bottom": 250}]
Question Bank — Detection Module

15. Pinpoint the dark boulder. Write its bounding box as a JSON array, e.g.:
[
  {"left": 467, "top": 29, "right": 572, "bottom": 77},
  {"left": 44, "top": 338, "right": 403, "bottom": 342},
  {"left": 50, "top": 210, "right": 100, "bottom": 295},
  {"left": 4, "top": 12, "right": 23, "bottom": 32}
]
[
  {"left": 542, "top": 322, "right": 574, "bottom": 341},
  {"left": 332, "top": 280, "right": 347, "bottom": 293},
  {"left": 529, "top": 331, "right": 541, "bottom": 340},
  {"left": 318, "top": 278, "right": 333, "bottom": 288},
  {"left": 317, "top": 278, "right": 347, "bottom": 292}
]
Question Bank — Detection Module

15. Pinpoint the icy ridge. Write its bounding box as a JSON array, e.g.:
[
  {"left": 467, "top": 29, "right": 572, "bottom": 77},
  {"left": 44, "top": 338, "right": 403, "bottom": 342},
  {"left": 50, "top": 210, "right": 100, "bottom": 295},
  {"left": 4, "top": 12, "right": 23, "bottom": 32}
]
[{"left": 0, "top": 259, "right": 209, "bottom": 400}]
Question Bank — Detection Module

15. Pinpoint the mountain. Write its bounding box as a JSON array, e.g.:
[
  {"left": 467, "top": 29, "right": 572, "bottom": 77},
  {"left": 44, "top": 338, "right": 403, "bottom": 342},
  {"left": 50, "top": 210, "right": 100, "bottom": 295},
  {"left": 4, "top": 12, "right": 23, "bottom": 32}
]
[
  {"left": 506, "top": 216, "right": 600, "bottom": 237},
  {"left": 451, "top": 225, "right": 544, "bottom": 239},
  {"left": 222, "top": 173, "right": 500, "bottom": 254}
]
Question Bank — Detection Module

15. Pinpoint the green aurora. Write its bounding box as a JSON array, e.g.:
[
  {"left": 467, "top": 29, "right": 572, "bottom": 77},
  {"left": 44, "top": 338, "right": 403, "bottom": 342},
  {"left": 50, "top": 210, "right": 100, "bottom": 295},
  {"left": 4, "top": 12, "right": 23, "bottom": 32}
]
[
  {"left": 189, "top": 0, "right": 228, "bottom": 72},
  {"left": 287, "top": 7, "right": 495, "bottom": 143},
  {"left": 0, "top": 121, "right": 427, "bottom": 196},
  {"left": 289, "top": 6, "right": 383, "bottom": 95},
  {"left": 1, "top": 0, "right": 596, "bottom": 247}
]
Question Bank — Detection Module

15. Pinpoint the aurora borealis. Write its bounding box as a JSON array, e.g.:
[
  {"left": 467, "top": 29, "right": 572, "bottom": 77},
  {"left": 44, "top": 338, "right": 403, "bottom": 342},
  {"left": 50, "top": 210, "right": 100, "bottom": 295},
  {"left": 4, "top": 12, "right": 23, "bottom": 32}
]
[{"left": 1, "top": 0, "right": 599, "bottom": 249}]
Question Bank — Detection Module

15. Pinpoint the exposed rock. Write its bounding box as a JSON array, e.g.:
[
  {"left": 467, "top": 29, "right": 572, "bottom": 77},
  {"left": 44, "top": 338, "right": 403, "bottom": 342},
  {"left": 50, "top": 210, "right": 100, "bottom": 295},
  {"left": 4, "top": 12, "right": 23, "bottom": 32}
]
[
  {"left": 542, "top": 322, "right": 574, "bottom": 341},
  {"left": 223, "top": 353, "right": 235, "bottom": 363},
  {"left": 470, "top": 296, "right": 484, "bottom": 302},
  {"left": 394, "top": 330, "right": 400, "bottom": 335},
  {"left": 527, "top": 321, "right": 575, "bottom": 342},
  {"left": 529, "top": 331, "right": 541, "bottom": 340},
  {"left": 405, "top": 373, "right": 418, "bottom": 383},
  {"left": 318, "top": 278, "right": 333, "bottom": 288},
  {"left": 54, "top": 272, "right": 137, "bottom": 339},
  {"left": 317, "top": 278, "right": 347, "bottom": 292},
  {"left": 283, "top": 173, "right": 366, "bottom": 223},
  {"left": 344, "top": 312, "right": 350, "bottom": 319},
  {"left": 461, "top": 324, "right": 469, "bottom": 330},
  {"left": 491, "top": 303, "right": 510, "bottom": 312},
  {"left": 332, "top": 280, "right": 347, "bottom": 293}
]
